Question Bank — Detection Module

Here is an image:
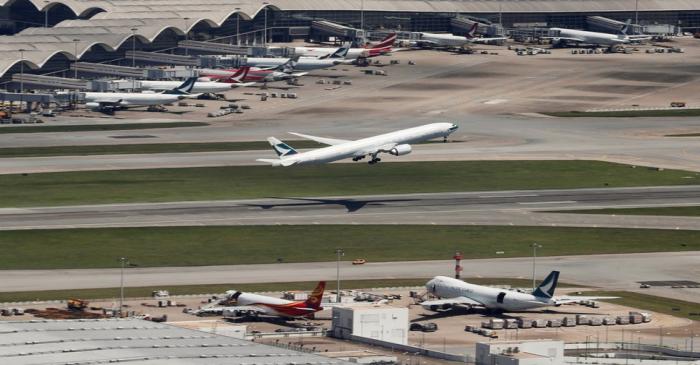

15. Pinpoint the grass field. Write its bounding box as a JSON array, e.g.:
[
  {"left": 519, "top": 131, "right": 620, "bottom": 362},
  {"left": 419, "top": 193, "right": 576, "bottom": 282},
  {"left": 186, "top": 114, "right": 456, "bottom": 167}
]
[
  {"left": 582, "top": 291, "right": 700, "bottom": 321},
  {"left": 0, "top": 277, "right": 570, "bottom": 303},
  {"left": 0, "top": 141, "right": 322, "bottom": 158},
  {"left": 552, "top": 206, "right": 700, "bottom": 217},
  {"left": 0, "top": 122, "right": 207, "bottom": 134},
  {"left": 2, "top": 225, "right": 699, "bottom": 270},
  {"left": 0, "top": 161, "right": 696, "bottom": 208},
  {"left": 546, "top": 109, "right": 700, "bottom": 118}
]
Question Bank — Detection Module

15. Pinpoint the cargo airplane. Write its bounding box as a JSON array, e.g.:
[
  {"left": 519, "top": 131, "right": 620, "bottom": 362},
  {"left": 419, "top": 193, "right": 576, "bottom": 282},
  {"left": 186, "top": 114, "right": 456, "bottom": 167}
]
[
  {"left": 545, "top": 20, "right": 651, "bottom": 47},
  {"left": 197, "top": 281, "right": 326, "bottom": 318},
  {"left": 83, "top": 77, "right": 198, "bottom": 113},
  {"left": 422, "top": 271, "right": 617, "bottom": 313},
  {"left": 257, "top": 122, "right": 458, "bottom": 166},
  {"left": 416, "top": 23, "right": 507, "bottom": 48}
]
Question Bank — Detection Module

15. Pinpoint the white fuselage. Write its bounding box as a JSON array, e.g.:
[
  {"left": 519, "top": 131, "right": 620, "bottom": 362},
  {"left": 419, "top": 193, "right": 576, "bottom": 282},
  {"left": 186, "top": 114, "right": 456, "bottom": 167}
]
[
  {"left": 294, "top": 46, "right": 367, "bottom": 59},
  {"left": 550, "top": 28, "right": 629, "bottom": 46},
  {"left": 246, "top": 57, "right": 349, "bottom": 70},
  {"left": 427, "top": 276, "right": 554, "bottom": 311},
  {"left": 84, "top": 92, "right": 182, "bottom": 107},
  {"left": 420, "top": 33, "right": 470, "bottom": 47},
  {"left": 279, "top": 123, "right": 457, "bottom": 166},
  {"left": 126, "top": 80, "right": 234, "bottom": 94}
]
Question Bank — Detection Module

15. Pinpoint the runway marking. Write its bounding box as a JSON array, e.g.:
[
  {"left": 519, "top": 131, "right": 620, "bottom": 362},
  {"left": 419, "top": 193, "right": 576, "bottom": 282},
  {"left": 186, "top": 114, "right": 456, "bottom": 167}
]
[
  {"left": 479, "top": 194, "right": 539, "bottom": 198},
  {"left": 518, "top": 200, "right": 577, "bottom": 205}
]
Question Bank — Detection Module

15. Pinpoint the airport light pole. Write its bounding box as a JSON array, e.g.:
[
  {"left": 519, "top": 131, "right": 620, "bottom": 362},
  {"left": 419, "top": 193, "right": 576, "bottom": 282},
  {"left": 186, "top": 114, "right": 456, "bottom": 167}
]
[
  {"left": 44, "top": 0, "right": 49, "bottom": 28},
  {"left": 18, "top": 48, "right": 25, "bottom": 94},
  {"left": 235, "top": 7, "right": 241, "bottom": 45},
  {"left": 634, "top": 0, "right": 639, "bottom": 27},
  {"left": 360, "top": 0, "right": 364, "bottom": 31},
  {"left": 130, "top": 28, "right": 137, "bottom": 68},
  {"left": 119, "top": 257, "right": 128, "bottom": 317},
  {"left": 335, "top": 248, "right": 344, "bottom": 303},
  {"left": 73, "top": 38, "right": 80, "bottom": 79},
  {"left": 530, "top": 243, "right": 542, "bottom": 291},
  {"left": 263, "top": 2, "right": 269, "bottom": 46},
  {"left": 183, "top": 18, "right": 190, "bottom": 55}
]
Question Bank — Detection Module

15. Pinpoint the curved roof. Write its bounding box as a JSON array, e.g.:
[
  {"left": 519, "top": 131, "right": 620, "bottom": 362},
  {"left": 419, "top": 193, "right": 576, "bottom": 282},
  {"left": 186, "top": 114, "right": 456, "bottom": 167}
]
[{"left": 1, "top": 0, "right": 698, "bottom": 79}]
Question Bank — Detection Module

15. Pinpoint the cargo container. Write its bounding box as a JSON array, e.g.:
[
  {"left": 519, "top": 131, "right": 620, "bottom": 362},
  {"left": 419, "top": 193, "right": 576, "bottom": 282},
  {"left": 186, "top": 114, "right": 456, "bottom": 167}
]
[{"left": 563, "top": 316, "right": 577, "bottom": 327}]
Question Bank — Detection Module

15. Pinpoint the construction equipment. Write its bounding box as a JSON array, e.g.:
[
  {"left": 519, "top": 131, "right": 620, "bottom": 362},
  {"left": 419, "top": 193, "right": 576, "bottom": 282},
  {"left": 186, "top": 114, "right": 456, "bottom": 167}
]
[{"left": 67, "top": 298, "right": 89, "bottom": 311}]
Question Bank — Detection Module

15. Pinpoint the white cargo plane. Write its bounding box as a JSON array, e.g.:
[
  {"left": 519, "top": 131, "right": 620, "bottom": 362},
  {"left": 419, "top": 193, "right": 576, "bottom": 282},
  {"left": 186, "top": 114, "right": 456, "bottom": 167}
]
[
  {"left": 197, "top": 282, "right": 326, "bottom": 319},
  {"left": 546, "top": 20, "right": 650, "bottom": 47},
  {"left": 422, "top": 271, "right": 617, "bottom": 313},
  {"left": 416, "top": 24, "right": 507, "bottom": 48},
  {"left": 83, "top": 77, "right": 198, "bottom": 113},
  {"left": 257, "top": 122, "right": 458, "bottom": 166}
]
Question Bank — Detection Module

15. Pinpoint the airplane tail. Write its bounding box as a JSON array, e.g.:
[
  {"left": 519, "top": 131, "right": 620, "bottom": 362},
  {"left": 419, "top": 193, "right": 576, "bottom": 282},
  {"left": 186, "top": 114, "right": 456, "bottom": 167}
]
[
  {"left": 620, "top": 19, "right": 632, "bottom": 35},
  {"left": 304, "top": 281, "right": 325, "bottom": 309},
  {"left": 370, "top": 33, "right": 397, "bottom": 49},
  {"left": 466, "top": 23, "right": 478, "bottom": 39},
  {"left": 276, "top": 57, "right": 298, "bottom": 73},
  {"left": 267, "top": 137, "right": 298, "bottom": 157},
  {"left": 320, "top": 44, "right": 350, "bottom": 59},
  {"left": 532, "top": 271, "right": 559, "bottom": 299},
  {"left": 162, "top": 76, "right": 197, "bottom": 94},
  {"left": 227, "top": 66, "right": 250, "bottom": 83}
]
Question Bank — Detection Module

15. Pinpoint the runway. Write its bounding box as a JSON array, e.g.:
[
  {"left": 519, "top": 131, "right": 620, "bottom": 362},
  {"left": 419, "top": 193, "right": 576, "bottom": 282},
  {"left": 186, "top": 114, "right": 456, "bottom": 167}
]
[
  {"left": 2, "top": 252, "right": 699, "bottom": 304},
  {"left": 1, "top": 186, "right": 699, "bottom": 230}
]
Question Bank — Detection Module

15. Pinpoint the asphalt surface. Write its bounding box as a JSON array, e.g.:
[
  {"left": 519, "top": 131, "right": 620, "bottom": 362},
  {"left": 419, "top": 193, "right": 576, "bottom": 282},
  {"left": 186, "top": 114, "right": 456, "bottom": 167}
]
[
  {"left": 2, "top": 252, "right": 699, "bottom": 304},
  {"left": 1, "top": 186, "right": 699, "bottom": 230}
]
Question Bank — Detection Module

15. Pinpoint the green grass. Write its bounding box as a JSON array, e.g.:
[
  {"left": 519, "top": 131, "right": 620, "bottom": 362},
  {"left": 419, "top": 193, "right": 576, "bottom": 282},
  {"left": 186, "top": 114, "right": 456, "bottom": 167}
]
[
  {"left": 0, "top": 161, "right": 696, "bottom": 208},
  {"left": 0, "top": 141, "right": 323, "bottom": 158},
  {"left": 0, "top": 278, "right": 580, "bottom": 303},
  {"left": 551, "top": 206, "right": 700, "bottom": 217},
  {"left": 545, "top": 109, "right": 700, "bottom": 118},
  {"left": 666, "top": 133, "right": 700, "bottom": 137},
  {"left": 581, "top": 291, "right": 700, "bottom": 321},
  {"left": 1, "top": 225, "right": 699, "bottom": 270},
  {"left": 0, "top": 122, "right": 208, "bottom": 134}
]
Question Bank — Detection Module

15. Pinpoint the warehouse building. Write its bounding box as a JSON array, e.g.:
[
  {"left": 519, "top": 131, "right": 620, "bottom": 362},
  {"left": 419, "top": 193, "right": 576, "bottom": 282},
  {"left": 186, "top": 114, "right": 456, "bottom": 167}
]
[{"left": 0, "top": 318, "right": 349, "bottom": 364}]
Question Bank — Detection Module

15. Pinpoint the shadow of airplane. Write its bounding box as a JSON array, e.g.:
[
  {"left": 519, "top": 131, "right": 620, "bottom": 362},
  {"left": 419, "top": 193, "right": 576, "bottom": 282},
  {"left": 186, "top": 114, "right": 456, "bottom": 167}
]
[{"left": 244, "top": 197, "right": 419, "bottom": 213}]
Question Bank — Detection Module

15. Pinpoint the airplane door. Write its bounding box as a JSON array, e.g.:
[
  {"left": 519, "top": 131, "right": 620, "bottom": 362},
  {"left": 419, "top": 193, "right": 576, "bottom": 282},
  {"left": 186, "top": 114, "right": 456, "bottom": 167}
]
[{"left": 497, "top": 292, "right": 506, "bottom": 304}]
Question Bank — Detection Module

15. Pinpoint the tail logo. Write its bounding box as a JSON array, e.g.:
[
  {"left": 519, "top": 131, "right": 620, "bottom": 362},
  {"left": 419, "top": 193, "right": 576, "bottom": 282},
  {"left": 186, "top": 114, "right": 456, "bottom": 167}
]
[{"left": 273, "top": 143, "right": 297, "bottom": 157}]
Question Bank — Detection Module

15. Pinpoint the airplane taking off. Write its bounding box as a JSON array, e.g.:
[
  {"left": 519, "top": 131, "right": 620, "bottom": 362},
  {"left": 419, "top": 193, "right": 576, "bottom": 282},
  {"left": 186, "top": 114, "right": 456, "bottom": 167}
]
[
  {"left": 83, "top": 77, "right": 197, "bottom": 113},
  {"left": 295, "top": 33, "right": 398, "bottom": 59},
  {"left": 422, "top": 271, "right": 617, "bottom": 313},
  {"left": 257, "top": 122, "right": 458, "bottom": 166},
  {"left": 416, "top": 23, "right": 507, "bottom": 48},
  {"left": 199, "top": 281, "right": 326, "bottom": 318},
  {"left": 545, "top": 20, "right": 650, "bottom": 47}
]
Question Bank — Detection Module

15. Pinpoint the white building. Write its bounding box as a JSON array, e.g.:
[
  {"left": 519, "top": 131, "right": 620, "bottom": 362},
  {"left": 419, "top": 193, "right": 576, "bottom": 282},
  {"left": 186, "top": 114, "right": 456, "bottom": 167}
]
[
  {"left": 332, "top": 306, "right": 408, "bottom": 345},
  {"left": 476, "top": 340, "right": 564, "bottom": 365}
]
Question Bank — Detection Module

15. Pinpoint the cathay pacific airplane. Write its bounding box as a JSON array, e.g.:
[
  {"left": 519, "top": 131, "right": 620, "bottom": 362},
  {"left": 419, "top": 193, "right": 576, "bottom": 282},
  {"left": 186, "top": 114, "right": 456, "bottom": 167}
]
[
  {"left": 257, "top": 122, "right": 458, "bottom": 166},
  {"left": 422, "top": 271, "right": 617, "bottom": 313}
]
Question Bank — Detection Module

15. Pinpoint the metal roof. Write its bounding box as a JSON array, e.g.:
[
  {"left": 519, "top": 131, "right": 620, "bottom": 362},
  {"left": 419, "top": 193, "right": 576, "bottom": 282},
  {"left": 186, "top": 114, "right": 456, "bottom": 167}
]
[
  {"left": 1, "top": 0, "right": 698, "bottom": 79},
  {"left": 0, "top": 318, "right": 348, "bottom": 365}
]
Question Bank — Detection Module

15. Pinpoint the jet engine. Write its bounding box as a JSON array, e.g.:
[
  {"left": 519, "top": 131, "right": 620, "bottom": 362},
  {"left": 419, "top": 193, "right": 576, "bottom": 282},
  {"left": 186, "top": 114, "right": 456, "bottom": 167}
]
[{"left": 389, "top": 144, "right": 412, "bottom": 156}]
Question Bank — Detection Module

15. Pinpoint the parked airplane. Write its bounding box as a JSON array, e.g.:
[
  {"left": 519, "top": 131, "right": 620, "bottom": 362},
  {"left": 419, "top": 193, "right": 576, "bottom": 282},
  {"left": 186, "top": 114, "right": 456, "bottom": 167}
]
[
  {"left": 200, "top": 65, "right": 307, "bottom": 84},
  {"left": 295, "top": 33, "right": 398, "bottom": 59},
  {"left": 84, "top": 77, "right": 197, "bottom": 113},
  {"left": 546, "top": 20, "right": 650, "bottom": 47},
  {"left": 198, "top": 281, "right": 326, "bottom": 318},
  {"left": 246, "top": 47, "right": 354, "bottom": 71},
  {"left": 121, "top": 68, "right": 253, "bottom": 93},
  {"left": 422, "top": 271, "right": 617, "bottom": 313},
  {"left": 416, "top": 23, "right": 507, "bottom": 48},
  {"left": 257, "top": 122, "right": 458, "bottom": 166}
]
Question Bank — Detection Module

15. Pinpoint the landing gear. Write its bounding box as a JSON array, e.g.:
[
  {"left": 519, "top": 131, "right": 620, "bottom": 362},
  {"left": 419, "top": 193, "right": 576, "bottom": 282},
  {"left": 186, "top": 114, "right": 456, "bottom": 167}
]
[
  {"left": 352, "top": 155, "right": 365, "bottom": 162},
  {"left": 368, "top": 157, "right": 381, "bottom": 165},
  {"left": 443, "top": 136, "right": 448, "bottom": 143}
]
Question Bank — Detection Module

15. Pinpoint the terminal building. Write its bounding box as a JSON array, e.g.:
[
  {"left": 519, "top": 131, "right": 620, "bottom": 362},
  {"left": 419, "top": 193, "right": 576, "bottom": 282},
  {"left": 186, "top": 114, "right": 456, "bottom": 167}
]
[{"left": 0, "top": 0, "right": 699, "bottom": 84}]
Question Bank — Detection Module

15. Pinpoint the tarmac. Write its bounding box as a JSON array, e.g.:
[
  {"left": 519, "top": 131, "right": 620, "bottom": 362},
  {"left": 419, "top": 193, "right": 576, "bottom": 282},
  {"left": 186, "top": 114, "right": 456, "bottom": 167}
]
[
  {"left": 1, "top": 186, "right": 699, "bottom": 230},
  {"left": 2, "top": 251, "right": 699, "bottom": 304}
]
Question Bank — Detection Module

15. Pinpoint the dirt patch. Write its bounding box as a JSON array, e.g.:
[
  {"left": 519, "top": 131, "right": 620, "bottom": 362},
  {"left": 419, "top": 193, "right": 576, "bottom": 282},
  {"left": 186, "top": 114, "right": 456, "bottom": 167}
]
[
  {"left": 598, "top": 71, "right": 692, "bottom": 83},
  {"left": 286, "top": 107, "right": 373, "bottom": 115},
  {"left": 566, "top": 84, "right": 663, "bottom": 94},
  {"left": 384, "top": 82, "right": 472, "bottom": 91},
  {"left": 432, "top": 69, "right": 510, "bottom": 79},
  {"left": 348, "top": 96, "right": 422, "bottom": 103},
  {"left": 553, "top": 95, "right": 621, "bottom": 101}
]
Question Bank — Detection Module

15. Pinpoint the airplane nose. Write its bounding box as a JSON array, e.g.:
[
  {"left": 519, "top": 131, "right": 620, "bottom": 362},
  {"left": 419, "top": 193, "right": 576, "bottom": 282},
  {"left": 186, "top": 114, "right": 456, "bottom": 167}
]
[{"left": 425, "top": 278, "right": 437, "bottom": 292}]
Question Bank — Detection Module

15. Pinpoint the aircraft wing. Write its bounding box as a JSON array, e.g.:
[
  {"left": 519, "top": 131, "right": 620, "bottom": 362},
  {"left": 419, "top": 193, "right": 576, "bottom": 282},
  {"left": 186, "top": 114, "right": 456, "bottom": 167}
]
[
  {"left": 554, "top": 296, "right": 619, "bottom": 305},
  {"left": 542, "top": 36, "right": 586, "bottom": 43},
  {"left": 231, "top": 82, "right": 257, "bottom": 88},
  {"left": 288, "top": 132, "right": 350, "bottom": 146},
  {"left": 256, "top": 158, "right": 299, "bottom": 167},
  {"left": 91, "top": 98, "right": 122, "bottom": 105},
  {"left": 421, "top": 296, "right": 483, "bottom": 310},
  {"left": 470, "top": 37, "right": 507, "bottom": 43}
]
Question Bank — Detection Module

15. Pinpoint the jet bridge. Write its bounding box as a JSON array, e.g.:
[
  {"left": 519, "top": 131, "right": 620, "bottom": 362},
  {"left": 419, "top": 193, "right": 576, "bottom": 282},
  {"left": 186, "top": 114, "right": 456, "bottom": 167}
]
[
  {"left": 178, "top": 40, "right": 249, "bottom": 55},
  {"left": 71, "top": 62, "right": 147, "bottom": 78},
  {"left": 124, "top": 51, "right": 199, "bottom": 66},
  {"left": 10, "top": 74, "right": 88, "bottom": 90},
  {"left": 587, "top": 16, "right": 643, "bottom": 35},
  {"left": 311, "top": 20, "right": 364, "bottom": 40}
]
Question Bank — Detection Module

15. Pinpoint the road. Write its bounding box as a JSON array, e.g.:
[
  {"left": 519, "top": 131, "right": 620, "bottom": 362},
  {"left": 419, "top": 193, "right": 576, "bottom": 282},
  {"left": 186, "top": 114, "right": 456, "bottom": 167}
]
[
  {"left": 1, "top": 186, "right": 699, "bottom": 230},
  {"left": 2, "top": 252, "right": 699, "bottom": 304}
]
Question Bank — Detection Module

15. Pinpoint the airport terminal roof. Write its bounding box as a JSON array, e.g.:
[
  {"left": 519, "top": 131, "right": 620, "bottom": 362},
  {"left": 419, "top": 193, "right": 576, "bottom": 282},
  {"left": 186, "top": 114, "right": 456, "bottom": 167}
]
[
  {"left": 1, "top": 0, "right": 698, "bottom": 78},
  {"left": 0, "top": 318, "right": 348, "bottom": 364}
]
